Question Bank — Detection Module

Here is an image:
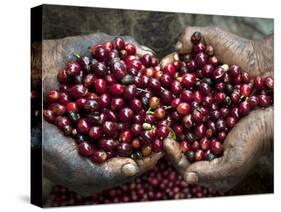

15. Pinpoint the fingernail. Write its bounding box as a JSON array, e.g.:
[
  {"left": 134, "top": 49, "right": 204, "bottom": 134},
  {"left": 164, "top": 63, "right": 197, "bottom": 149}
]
[
  {"left": 122, "top": 163, "right": 138, "bottom": 176},
  {"left": 173, "top": 53, "right": 180, "bottom": 61},
  {"left": 184, "top": 172, "right": 198, "bottom": 184},
  {"left": 175, "top": 41, "right": 182, "bottom": 51}
]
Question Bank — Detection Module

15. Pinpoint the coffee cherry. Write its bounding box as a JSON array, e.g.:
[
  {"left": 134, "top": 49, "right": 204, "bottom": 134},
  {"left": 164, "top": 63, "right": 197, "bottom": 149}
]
[
  {"left": 103, "top": 121, "right": 118, "bottom": 138},
  {"left": 195, "top": 124, "right": 206, "bottom": 138},
  {"left": 43, "top": 110, "right": 55, "bottom": 123},
  {"left": 177, "top": 103, "right": 190, "bottom": 115},
  {"left": 156, "top": 125, "right": 169, "bottom": 139},
  {"left": 152, "top": 139, "right": 163, "bottom": 153},
  {"left": 48, "top": 103, "right": 66, "bottom": 116},
  {"left": 254, "top": 76, "right": 264, "bottom": 89},
  {"left": 66, "top": 61, "right": 81, "bottom": 76},
  {"left": 171, "top": 80, "right": 183, "bottom": 95},
  {"left": 160, "top": 89, "right": 173, "bottom": 105},
  {"left": 258, "top": 94, "right": 271, "bottom": 107},
  {"left": 182, "top": 73, "right": 196, "bottom": 88},
  {"left": 89, "top": 126, "right": 103, "bottom": 141},
  {"left": 241, "top": 71, "right": 250, "bottom": 83},
  {"left": 119, "top": 108, "right": 134, "bottom": 122},
  {"left": 66, "top": 102, "right": 78, "bottom": 112},
  {"left": 99, "top": 93, "right": 112, "bottom": 108},
  {"left": 198, "top": 82, "right": 211, "bottom": 95},
  {"left": 113, "top": 37, "right": 125, "bottom": 50},
  {"left": 163, "top": 64, "right": 176, "bottom": 76},
  {"left": 199, "top": 137, "right": 210, "bottom": 150},
  {"left": 149, "top": 97, "right": 160, "bottom": 109},
  {"left": 109, "top": 84, "right": 124, "bottom": 96},
  {"left": 195, "top": 52, "right": 208, "bottom": 68},
  {"left": 57, "top": 69, "right": 68, "bottom": 84},
  {"left": 210, "top": 141, "right": 223, "bottom": 155},
  {"left": 77, "top": 118, "right": 91, "bottom": 134},
  {"left": 117, "top": 143, "right": 133, "bottom": 157},
  {"left": 192, "top": 43, "right": 206, "bottom": 55},
  {"left": 191, "top": 31, "right": 201, "bottom": 44},
  {"left": 119, "top": 130, "right": 133, "bottom": 143},
  {"left": 47, "top": 90, "right": 60, "bottom": 102},
  {"left": 240, "top": 84, "right": 251, "bottom": 97},
  {"left": 212, "top": 67, "right": 225, "bottom": 82},
  {"left": 78, "top": 142, "right": 94, "bottom": 157},
  {"left": 92, "top": 150, "right": 108, "bottom": 163},
  {"left": 83, "top": 99, "right": 100, "bottom": 113},
  {"left": 125, "top": 43, "right": 136, "bottom": 55},
  {"left": 69, "top": 84, "right": 87, "bottom": 98},
  {"left": 229, "top": 65, "right": 241, "bottom": 78},
  {"left": 264, "top": 76, "right": 274, "bottom": 90},
  {"left": 181, "top": 90, "right": 194, "bottom": 102},
  {"left": 154, "top": 108, "right": 166, "bottom": 120},
  {"left": 239, "top": 101, "right": 250, "bottom": 116},
  {"left": 130, "top": 99, "right": 143, "bottom": 112},
  {"left": 94, "top": 79, "right": 107, "bottom": 94},
  {"left": 141, "top": 54, "right": 152, "bottom": 67},
  {"left": 92, "top": 62, "right": 107, "bottom": 78},
  {"left": 186, "top": 151, "right": 195, "bottom": 161}
]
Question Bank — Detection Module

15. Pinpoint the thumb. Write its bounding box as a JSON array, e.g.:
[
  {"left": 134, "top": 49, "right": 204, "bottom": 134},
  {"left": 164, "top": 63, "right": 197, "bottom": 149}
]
[
  {"left": 163, "top": 138, "right": 190, "bottom": 175},
  {"left": 184, "top": 156, "right": 234, "bottom": 192}
]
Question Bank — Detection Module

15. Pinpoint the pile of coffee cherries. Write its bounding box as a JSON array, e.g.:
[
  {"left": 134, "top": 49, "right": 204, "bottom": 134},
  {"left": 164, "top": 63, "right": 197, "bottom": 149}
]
[
  {"left": 44, "top": 32, "right": 273, "bottom": 164},
  {"left": 44, "top": 37, "right": 168, "bottom": 163},
  {"left": 160, "top": 32, "right": 274, "bottom": 162},
  {"left": 49, "top": 159, "right": 223, "bottom": 207}
]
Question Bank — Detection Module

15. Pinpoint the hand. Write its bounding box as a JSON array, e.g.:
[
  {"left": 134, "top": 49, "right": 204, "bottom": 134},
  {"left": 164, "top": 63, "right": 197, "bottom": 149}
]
[
  {"left": 32, "top": 33, "right": 163, "bottom": 196},
  {"left": 161, "top": 26, "right": 273, "bottom": 77},
  {"left": 161, "top": 26, "right": 274, "bottom": 192}
]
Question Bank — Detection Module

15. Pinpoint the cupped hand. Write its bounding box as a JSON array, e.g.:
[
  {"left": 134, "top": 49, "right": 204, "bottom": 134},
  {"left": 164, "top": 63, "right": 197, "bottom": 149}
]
[
  {"left": 32, "top": 33, "right": 163, "bottom": 196},
  {"left": 163, "top": 26, "right": 273, "bottom": 77},
  {"left": 161, "top": 26, "right": 273, "bottom": 192}
]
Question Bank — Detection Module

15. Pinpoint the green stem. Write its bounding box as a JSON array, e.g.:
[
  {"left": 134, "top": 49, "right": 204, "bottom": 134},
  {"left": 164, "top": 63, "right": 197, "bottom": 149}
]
[
  {"left": 168, "top": 127, "right": 177, "bottom": 141},
  {"left": 72, "top": 52, "right": 81, "bottom": 59}
]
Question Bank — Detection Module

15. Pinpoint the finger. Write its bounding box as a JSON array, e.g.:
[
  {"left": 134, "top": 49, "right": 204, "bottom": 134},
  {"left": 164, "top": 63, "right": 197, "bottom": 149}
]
[
  {"left": 183, "top": 155, "right": 247, "bottom": 194},
  {"left": 103, "top": 157, "right": 141, "bottom": 177},
  {"left": 184, "top": 107, "right": 274, "bottom": 192},
  {"left": 136, "top": 45, "right": 156, "bottom": 57},
  {"left": 223, "top": 107, "right": 273, "bottom": 157},
  {"left": 103, "top": 151, "right": 163, "bottom": 179},
  {"left": 136, "top": 152, "right": 164, "bottom": 171},
  {"left": 163, "top": 138, "right": 190, "bottom": 175},
  {"left": 160, "top": 52, "right": 179, "bottom": 68}
]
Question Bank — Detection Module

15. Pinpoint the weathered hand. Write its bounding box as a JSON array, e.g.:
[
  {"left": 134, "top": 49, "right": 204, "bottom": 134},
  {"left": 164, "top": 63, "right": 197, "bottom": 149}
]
[
  {"left": 32, "top": 33, "right": 163, "bottom": 196},
  {"left": 161, "top": 26, "right": 273, "bottom": 77},
  {"left": 161, "top": 26, "right": 273, "bottom": 192}
]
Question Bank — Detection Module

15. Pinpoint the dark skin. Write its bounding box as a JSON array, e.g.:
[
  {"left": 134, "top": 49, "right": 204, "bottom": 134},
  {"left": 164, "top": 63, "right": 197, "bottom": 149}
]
[
  {"left": 32, "top": 33, "right": 163, "bottom": 196},
  {"left": 161, "top": 26, "right": 273, "bottom": 192}
]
